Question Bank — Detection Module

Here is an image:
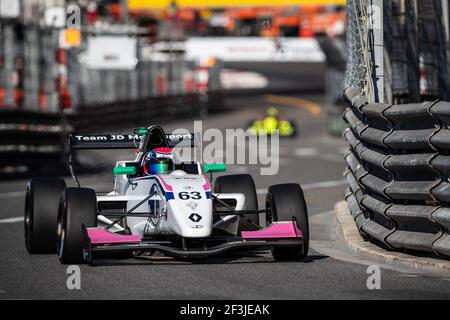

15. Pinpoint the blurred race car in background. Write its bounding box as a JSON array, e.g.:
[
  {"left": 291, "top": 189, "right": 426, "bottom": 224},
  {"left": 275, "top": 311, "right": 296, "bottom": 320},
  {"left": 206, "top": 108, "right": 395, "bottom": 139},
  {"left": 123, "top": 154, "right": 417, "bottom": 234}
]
[{"left": 246, "top": 107, "right": 298, "bottom": 137}]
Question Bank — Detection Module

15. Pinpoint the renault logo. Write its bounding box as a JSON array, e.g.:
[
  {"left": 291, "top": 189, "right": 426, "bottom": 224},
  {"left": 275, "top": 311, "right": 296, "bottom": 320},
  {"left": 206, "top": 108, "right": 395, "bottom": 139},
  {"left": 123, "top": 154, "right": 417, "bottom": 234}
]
[{"left": 189, "top": 213, "right": 202, "bottom": 223}]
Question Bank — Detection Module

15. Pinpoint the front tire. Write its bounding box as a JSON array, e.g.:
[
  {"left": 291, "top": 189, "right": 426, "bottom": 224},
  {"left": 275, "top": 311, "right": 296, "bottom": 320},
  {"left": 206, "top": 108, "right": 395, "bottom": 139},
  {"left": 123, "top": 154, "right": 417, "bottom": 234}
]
[
  {"left": 57, "top": 188, "right": 97, "bottom": 264},
  {"left": 214, "top": 174, "right": 260, "bottom": 233},
  {"left": 266, "top": 184, "right": 309, "bottom": 261},
  {"left": 25, "top": 178, "right": 66, "bottom": 254}
]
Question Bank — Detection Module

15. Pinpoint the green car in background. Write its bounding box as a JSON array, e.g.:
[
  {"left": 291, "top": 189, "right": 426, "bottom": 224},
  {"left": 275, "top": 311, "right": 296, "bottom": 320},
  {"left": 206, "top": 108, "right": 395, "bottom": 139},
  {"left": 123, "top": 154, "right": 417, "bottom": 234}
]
[{"left": 246, "top": 107, "right": 298, "bottom": 137}]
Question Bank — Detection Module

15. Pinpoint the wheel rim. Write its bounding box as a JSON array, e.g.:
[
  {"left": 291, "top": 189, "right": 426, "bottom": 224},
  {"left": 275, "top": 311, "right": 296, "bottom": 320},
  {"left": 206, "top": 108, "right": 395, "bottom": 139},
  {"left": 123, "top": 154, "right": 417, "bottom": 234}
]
[
  {"left": 24, "top": 186, "right": 33, "bottom": 251},
  {"left": 56, "top": 200, "right": 66, "bottom": 259},
  {"left": 265, "top": 195, "right": 273, "bottom": 226}
]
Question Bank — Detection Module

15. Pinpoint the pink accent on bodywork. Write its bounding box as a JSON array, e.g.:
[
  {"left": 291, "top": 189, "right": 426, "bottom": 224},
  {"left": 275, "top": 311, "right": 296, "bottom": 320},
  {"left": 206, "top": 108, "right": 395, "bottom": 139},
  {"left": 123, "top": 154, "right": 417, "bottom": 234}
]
[
  {"left": 157, "top": 175, "right": 173, "bottom": 191},
  {"left": 202, "top": 175, "right": 211, "bottom": 191},
  {"left": 87, "top": 229, "right": 141, "bottom": 245},
  {"left": 241, "top": 222, "right": 303, "bottom": 239}
]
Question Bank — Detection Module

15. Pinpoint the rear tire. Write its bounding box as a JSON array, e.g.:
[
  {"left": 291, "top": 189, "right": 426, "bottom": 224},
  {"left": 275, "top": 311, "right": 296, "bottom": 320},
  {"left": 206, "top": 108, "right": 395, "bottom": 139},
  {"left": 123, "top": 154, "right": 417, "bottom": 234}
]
[
  {"left": 57, "top": 188, "right": 97, "bottom": 264},
  {"left": 25, "top": 178, "right": 66, "bottom": 254},
  {"left": 266, "top": 184, "right": 309, "bottom": 261},
  {"left": 214, "top": 174, "right": 260, "bottom": 233},
  {"left": 288, "top": 119, "right": 298, "bottom": 138}
]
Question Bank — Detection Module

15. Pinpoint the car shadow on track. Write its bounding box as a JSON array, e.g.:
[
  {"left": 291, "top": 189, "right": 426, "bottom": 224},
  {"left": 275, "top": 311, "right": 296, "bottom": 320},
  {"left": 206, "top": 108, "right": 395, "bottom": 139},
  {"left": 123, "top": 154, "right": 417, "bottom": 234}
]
[{"left": 88, "top": 251, "right": 329, "bottom": 267}]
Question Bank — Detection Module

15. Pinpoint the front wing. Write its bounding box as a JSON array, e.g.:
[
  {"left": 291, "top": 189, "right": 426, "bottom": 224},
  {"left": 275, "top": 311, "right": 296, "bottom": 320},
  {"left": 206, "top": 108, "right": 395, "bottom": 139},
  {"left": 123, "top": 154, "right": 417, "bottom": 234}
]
[{"left": 82, "top": 222, "right": 303, "bottom": 262}]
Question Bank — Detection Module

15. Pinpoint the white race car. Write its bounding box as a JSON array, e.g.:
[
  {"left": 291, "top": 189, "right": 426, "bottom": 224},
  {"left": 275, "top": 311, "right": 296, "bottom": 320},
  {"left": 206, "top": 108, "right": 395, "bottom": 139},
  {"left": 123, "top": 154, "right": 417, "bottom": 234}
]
[{"left": 24, "top": 126, "right": 309, "bottom": 264}]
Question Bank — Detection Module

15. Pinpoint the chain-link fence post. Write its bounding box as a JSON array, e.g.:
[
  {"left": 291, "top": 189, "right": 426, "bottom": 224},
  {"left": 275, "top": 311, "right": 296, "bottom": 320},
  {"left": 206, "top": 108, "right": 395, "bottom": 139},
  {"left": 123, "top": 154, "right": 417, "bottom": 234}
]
[{"left": 371, "top": 0, "right": 384, "bottom": 103}]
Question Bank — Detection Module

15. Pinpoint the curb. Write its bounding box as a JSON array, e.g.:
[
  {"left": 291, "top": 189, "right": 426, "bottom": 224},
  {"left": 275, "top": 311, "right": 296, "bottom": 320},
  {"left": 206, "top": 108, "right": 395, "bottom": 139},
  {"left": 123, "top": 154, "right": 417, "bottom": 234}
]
[{"left": 335, "top": 201, "right": 450, "bottom": 274}]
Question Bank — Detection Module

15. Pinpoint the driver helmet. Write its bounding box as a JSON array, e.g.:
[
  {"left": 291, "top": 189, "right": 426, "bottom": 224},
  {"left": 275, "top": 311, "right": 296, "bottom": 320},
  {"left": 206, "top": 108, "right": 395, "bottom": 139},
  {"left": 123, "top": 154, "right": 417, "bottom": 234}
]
[
  {"left": 144, "top": 148, "right": 175, "bottom": 175},
  {"left": 266, "top": 106, "right": 279, "bottom": 118}
]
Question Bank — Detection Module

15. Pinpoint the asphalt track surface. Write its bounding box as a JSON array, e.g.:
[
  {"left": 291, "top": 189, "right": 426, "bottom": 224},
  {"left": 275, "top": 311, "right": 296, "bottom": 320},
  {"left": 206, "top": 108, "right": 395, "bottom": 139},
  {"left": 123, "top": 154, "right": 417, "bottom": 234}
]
[{"left": 1, "top": 93, "right": 450, "bottom": 300}]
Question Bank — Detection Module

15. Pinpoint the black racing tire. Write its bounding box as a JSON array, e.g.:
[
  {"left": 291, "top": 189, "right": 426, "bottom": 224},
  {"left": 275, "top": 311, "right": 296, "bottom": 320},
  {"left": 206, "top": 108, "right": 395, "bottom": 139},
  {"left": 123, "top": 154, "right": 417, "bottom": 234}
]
[
  {"left": 25, "top": 178, "right": 66, "bottom": 254},
  {"left": 266, "top": 184, "right": 309, "bottom": 261},
  {"left": 246, "top": 119, "right": 257, "bottom": 128},
  {"left": 288, "top": 119, "right": 299, "bottom": 138},
  {"left": 214, "top": 174, "right": 260, "bottom": 233},
  {"left": 57, "top": 187, "right": 97, "bottom": 264}
]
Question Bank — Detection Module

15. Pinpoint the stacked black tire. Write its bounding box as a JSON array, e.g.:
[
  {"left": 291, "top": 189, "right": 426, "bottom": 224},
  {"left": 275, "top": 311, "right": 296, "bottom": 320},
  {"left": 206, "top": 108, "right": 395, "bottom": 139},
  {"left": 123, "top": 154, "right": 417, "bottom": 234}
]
[{"left": 343, "top": 87, "right": 450, "bottom": 257}]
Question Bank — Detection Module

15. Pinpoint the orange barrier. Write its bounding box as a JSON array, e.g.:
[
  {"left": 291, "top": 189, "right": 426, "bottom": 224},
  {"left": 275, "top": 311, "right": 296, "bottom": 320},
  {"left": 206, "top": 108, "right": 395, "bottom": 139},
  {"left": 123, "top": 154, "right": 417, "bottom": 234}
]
[
  {"left": 156, "top": 74, "right": 168, "bottom": 97},
  {"left": 0, "top": 89, "right": 5, "bottom": 109},
  {"left": 55, "top": 48, "right": 71, "bottom": 110}
]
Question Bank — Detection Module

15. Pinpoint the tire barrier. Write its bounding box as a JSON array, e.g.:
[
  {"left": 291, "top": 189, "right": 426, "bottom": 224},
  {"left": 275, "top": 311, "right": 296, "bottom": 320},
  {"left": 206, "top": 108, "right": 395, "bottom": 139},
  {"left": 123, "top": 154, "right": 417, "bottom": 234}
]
[
  {"left": 343, "top": 86, "right": 450, "bottom": 257},
  {"left": 0, "top": 110, "right": 73, "bottom": 178}
]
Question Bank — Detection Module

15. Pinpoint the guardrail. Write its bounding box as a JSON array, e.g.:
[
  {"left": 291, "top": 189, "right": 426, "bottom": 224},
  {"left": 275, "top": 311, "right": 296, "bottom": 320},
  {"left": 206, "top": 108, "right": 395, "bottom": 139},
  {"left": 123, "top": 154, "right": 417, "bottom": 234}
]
[
  {"left": 0, "top": 109, "right": 73, "bottom": 178},
  {"left": 74, "top": 93, "right": 207, "bottom": 132},
  {"left": 0, "top": 90, "right": 220, "bottom": 179},
  {"left": 343, "top": 86, "right": 450, "bottom": 257}
]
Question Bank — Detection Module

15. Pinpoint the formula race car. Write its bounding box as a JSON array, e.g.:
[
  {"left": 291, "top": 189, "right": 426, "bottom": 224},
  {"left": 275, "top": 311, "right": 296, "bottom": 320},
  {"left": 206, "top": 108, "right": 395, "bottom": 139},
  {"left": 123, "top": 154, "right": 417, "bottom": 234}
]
[
  {"left": 246, "top": 107, "right": 298, "bottom": 137},
  {"left": 24, "top": 126, "right": 308, "bottom": 264}
]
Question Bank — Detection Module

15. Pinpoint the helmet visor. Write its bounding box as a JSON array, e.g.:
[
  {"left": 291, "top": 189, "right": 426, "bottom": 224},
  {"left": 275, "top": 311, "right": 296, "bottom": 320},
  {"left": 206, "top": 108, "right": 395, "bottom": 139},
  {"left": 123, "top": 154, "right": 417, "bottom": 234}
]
[{"left": 149, "top": 163, "right": 169, "bottom": 174}]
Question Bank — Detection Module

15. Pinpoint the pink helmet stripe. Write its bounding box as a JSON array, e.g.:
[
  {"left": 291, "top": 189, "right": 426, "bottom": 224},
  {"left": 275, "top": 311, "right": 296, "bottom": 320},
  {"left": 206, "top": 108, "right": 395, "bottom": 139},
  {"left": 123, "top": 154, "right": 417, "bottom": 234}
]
[
  {"left": 157, "top": 175, "right": 173, "bottom": 191},
  {"left": 154, "top": 147, "right": 173, "bottom": 155}
]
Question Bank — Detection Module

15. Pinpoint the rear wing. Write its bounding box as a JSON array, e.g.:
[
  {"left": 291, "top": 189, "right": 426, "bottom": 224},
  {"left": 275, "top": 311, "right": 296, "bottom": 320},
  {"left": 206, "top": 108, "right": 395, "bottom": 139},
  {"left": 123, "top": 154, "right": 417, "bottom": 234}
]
[{"left": 70, "top": 133, "right": 196, "bottom": 150}]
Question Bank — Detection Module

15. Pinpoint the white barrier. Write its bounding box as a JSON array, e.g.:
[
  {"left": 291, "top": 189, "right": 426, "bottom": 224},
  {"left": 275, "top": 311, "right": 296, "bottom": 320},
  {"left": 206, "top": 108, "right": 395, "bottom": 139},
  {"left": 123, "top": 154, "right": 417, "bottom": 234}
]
[
  {"left": 79, "top": 36, "right": 138, "bottom": 70},
  {"left": 220, "top": 69, "right": 269, "bottom": 90},
  {"left": 184, "top": 37, "right": 326, "bottom": 63}
]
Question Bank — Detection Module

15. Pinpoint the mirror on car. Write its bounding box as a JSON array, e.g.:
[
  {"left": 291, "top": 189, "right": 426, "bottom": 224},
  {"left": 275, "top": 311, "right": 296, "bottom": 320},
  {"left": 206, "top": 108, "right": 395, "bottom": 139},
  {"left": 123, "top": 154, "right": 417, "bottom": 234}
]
[{"left": 113, "top": 166, "right": 137, "bottom": 176}]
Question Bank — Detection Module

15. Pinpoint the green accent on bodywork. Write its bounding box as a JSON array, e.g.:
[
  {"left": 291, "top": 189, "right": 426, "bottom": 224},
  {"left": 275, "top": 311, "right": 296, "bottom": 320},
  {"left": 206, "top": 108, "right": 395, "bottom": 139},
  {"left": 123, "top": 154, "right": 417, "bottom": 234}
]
[
  {"left": 279, "top": 120, "right": 294, "bottom": 136},
  {"left": 204, "top": 163, "right": 227, "bottom": 173},
  {"left": 136, "top": 129, "right": 148, "bottom": 135},
  {"left": 114, "top": 166, "right": 137, "bottom": 176}
]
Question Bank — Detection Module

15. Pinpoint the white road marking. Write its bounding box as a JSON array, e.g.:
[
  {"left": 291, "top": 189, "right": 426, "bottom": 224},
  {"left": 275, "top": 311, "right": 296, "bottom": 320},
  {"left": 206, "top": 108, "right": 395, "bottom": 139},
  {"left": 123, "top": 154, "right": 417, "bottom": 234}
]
[
  {"left": 0, "top": 191, "right": 24, "bottom": 199},
  {"left": 257, "top": 179, "right": 347, "bottom": 195},
  {"left": 302, "top": 179, "right": 347, "bottom": 190},
  {"left": 294, "top": 148, "right": 319, "bottom": 157},
  {"left": 294, "top": 148, "right": 344, "bottom": 163},
  {"left": 0, "top": 217, "right": 24, "bottom": 224},
  {"left": 321, "top": 154, "right": 344, "bottom": 163}
]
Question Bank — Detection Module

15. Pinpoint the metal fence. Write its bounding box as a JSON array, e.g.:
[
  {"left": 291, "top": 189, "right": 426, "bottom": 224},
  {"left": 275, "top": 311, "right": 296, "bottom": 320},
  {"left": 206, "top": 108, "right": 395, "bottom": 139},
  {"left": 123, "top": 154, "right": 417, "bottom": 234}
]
[
  {"left": 1, "top": 14, "right": 223, "bottom": 109},
  {"left": 345, "top": 0, "right": 449, "bottom": 104},
  {"left": 0, "top": 18, "right": 222, "bottom": 177},
  {"left": 343, "top": 86, "right": 450, "bottom": 257}
]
